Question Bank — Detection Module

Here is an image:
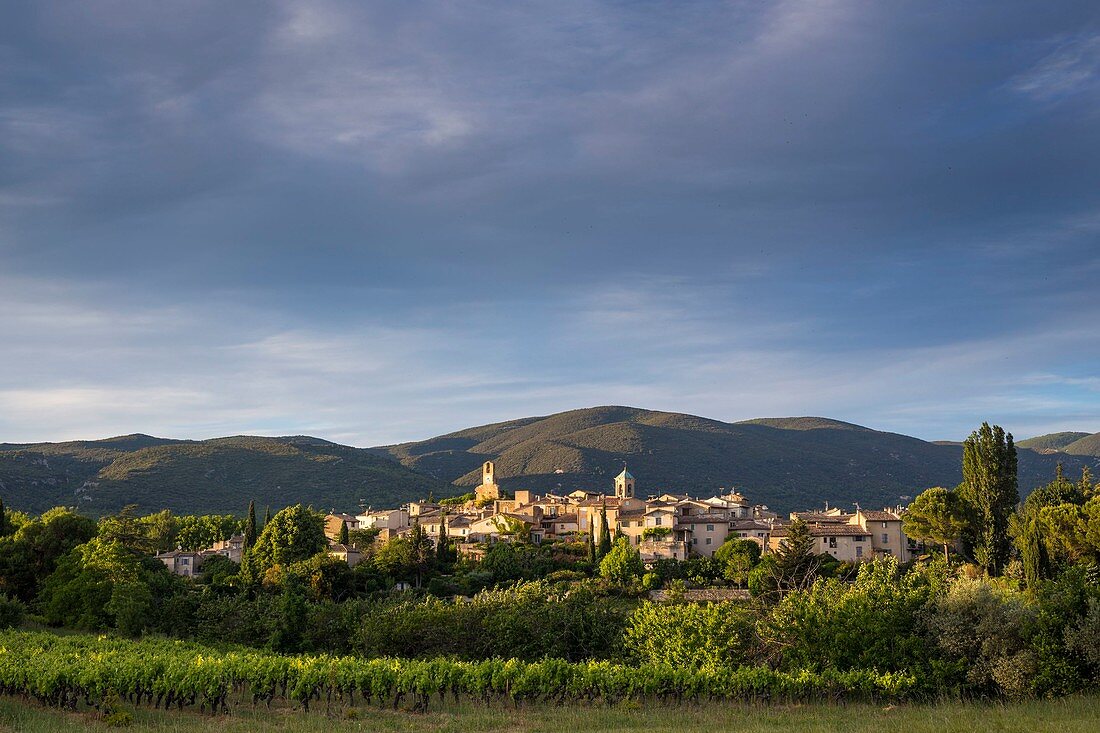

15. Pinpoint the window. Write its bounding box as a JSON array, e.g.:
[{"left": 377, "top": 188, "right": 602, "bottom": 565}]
[
  {"left": 655, "top": 517, "right": 663, "bottom": 526},
  {"left": 828, "top": 537, "right": 837, "bottom": 548},
  {"left": 882, "top": 521, "right": 888, "bottom": 528},
  {"left": 881, "top": 533, "right": 889, "bottom": 543},
  {"left": 692, "top": 538, "right": 698, "bottom": 545},
  {"left": 705, "top": 538, "right": 712, "bottom": 545},
  {"left": 180, "top": 558, "right": 189, "bottom": 565},
  {"left": 853, "top": 535, "right": 865, "bottom": 542},
  {"left": 706, "top": 524, "right": 714, "bottom": 532},
  {"left": 856, "top": 546, "right": 864, "bottom": 558}
]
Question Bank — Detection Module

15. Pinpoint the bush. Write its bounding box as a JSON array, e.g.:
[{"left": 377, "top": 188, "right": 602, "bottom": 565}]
[
  {"left": 623, "top": 601, "right": 755, "bottom": 668},
  {"left": 0, "top": 594, "right": 26, "bottom": 629},
  {"left": 925, "top": 577, "right": 1035, "bottom": 697}
]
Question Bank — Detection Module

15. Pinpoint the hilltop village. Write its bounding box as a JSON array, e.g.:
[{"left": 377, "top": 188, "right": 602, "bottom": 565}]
[{"left": 157, "top": 460, "right": 915, "bottom": 576}]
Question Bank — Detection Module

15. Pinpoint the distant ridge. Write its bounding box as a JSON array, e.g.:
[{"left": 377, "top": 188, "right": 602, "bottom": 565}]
[
  {"left": 0, "top": 434, "right": 449, "bottom": 515},
  {"left": 1017, "top": 432, "right": 1092, "bottom": 453},
  {"left": 373, "top": 406, "right": 1099, "bottom": 512},
  {"left": 4, "top": 408, "right": 1096, "bottom": 516}
]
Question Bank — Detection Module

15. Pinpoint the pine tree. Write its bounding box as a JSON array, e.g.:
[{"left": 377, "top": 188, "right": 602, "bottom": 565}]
[
  {"left": 774, "top": 519, "right": 817, "bottom": 591},
  {"left": 1080, "top": 465, "right": 1096, "bottom": 499},
  {"left": 902, "top": 487, "right": 968, "bottom": 563},
  {"left": 958, "top": 422, "right": 1019, "bottom": 576},
  {"left": 244, "top": 500, "right": 257, "bottom": 550},
  {"left": 597, "top": 503, "right": 612, "bottom": 560}
]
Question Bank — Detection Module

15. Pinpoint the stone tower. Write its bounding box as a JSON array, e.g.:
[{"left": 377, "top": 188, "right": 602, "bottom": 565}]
[
  {"left": 614, "top": 467, "right": 635, "bottom": 499},
  {"left": 475, "top": 460, "right": 501, "bottom": 501}
]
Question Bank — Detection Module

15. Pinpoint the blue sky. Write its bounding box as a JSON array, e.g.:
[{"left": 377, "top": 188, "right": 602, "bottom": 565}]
[{"left": 2, "top": 1, "right": 1099, "bottom": 446}]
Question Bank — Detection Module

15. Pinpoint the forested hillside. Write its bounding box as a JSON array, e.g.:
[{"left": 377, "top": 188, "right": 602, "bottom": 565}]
[
  {"left": 0, "top": 435, "right": 449, "bottom": 515},
  {"left": 373, "top": 406, "right": 1098, "bottom": 511}
]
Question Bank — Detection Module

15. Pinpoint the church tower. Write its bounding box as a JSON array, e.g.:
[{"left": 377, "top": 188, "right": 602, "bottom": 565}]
[
  {"left": 475, "top": 460, "right": 501, "bottom": 501},
  {"left": 614, "top": 467, "right": 635, "bottom": 499}
]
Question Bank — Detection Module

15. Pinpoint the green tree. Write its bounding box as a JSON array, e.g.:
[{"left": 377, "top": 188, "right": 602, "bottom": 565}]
[
  {"left": 904, "top": 487, "right": 969, "bottom": 563},
  {"left": 774, "top": 519, "right": 818, "bottom": 591},
  {"left": 241, "top": 505, "right": 327, "bottom": 581},
  {"left": 714, "top": 538, "right": 761, "bottom": 586},
  {"left": 1012, "top": 466, "right": 1085, "bottom": 587},
  {"left": 587, "top": 522, "right": 597, "bottom": 566},
  {"left": 244, "top": 500, "right": 257, "bottom": 551},
  {"left": 597, "top": 504, "right": 612, "bottom": 560},
  {"left": 338, "top": 520, "right": 350, "bottom": 546},
  {"left": 436, "top": 512, "right": 451, "bottom": 563},
  {"left": 268, "top": 575, "right": 307, "bottom": 653},
  {"left": 0, "top": 498, "right": 7, "bottom": 537},
  {"left": 958, "top": 422, "right": 1019, "bottom": 576},
  {"left": 599, "top": 537, "right": 644, "bottom": 584},
  {"left": 0, "top": 507, "right": 98, "bottom": 602}
]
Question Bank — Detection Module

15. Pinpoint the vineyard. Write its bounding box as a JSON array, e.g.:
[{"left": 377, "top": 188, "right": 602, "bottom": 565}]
[{"left": 0, "top": 631, "right": 919, "bottom": 715}]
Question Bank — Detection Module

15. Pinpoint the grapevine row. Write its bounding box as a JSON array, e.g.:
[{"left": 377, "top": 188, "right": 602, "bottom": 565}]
[{"left": 0, "top": 631, "right": 918, "bottom": 714}]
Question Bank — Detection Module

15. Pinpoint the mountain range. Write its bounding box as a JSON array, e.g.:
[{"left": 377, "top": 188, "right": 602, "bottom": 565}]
[{"left": 4, "top": 406, "right": 1097, "bottom": 516}]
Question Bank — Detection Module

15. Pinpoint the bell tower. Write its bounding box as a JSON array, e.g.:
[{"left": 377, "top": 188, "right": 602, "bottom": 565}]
[
  {"left": 614, "top": 467, "right": 635, "bottom": 499},
  {"left": 475, "top": 460, "right": 501, "bottom": 501}
]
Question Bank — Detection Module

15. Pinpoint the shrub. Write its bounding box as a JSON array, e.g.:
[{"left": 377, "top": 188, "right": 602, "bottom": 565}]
[
  {"left": 623, "top": 601, "right": 755, "bottom": 668},
  {"left": 0, "top": 594, "right": 26, "bottom": 629}
]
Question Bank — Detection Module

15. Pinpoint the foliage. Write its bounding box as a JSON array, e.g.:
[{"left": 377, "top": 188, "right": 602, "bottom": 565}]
[
  {"left": 624, "top": 601, "right": 755, "bottom": 668},
  {"left": 758, "top": 558, "right": 935, "bottom": 672},
  {"left": 241, "top": 505, "right": 327, "bottom": 581},
  {"left": 904, "top": 487, "right": 969, "bottom": 563},
  {"left": 353, "top": 581, "right": 629, "bottom": 662},
  {"left": 0, "top": 629, "right": 924, "bottom": 713},
  {"left": 714, "top": 538, "right": 762, "bottom": 585},
  {"left": 0, "top": 594, "right": 25, "bottom": 629},
  {"left": 773, "top": 519, "right": 818, "bottom": 591},
  {"left": 0, "top": 506, "right": 97, "bottom": 602},
  {"left": 599, "top": 537, "right": 644, "bottom": 585},
  {"left": 958, "top": 423, "right": 1018, "bottom": 576}
]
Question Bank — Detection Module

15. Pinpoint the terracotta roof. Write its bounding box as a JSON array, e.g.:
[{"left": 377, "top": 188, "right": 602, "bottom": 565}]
[
  {"left": 772, "top": 524, "right": 871, "bottom": 537},
  {"left": 792, "top": 512, "right": 852, "bottom": 523},
  {"left": 675, "top": 514, "right": 731, "bottom": 524},
  {"left": 859, "top": 510, "right": 901, "bottom": 521}
]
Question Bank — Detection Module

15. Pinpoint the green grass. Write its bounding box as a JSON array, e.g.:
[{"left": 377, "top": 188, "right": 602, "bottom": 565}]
[{"left": 2, "top": 696, "right": 1100, "bottom": 733}]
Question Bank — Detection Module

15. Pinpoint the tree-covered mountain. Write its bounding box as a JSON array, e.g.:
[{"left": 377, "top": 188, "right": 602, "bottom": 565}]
[
  {"left": 0, "top": 435, "right": 450, "bottom": 516},
  {"left": 372, "top": 406, "right": 1099, "bottom": 512},
  {"left": 1017, "top": 432, "right": 1092, "bottom": 453},
  {"left": 4, "top": 408, "right": 1095, "bottom": 517}
]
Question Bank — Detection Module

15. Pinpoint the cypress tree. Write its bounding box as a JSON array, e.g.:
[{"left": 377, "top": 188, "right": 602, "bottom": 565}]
[
  {"left": 338, "top": 520, "right": 350, "bottom": 545},
  {"left": 597, "top": 502, "right": 612, "bottom": 560},
  {"left": 437, "top": 511, "right": 450, "bottom": 562},
  {"left": 958, "top": 422, "right": 1018, "bottom": 576},
  {"left": 587, "top": 517, "right": 597, "bottom": 565},
  {"left": 244, "top": 500, "right": 257, "bottom": 550},
  {"left": 263, "top": 505, "right": 271, "bottom": 529},
  {"left": 0, "top": 497, "right": 6, "bottom": 536}
]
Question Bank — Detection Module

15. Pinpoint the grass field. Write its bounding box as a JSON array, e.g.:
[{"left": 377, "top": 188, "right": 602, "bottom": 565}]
[{"left": 1, "top": 696, "right": 1099, "bottom": 733}]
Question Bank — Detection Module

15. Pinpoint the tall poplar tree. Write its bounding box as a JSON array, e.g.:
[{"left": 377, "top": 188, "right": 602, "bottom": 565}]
[{"left": 958, "top": 422, "right": 1018, "bottom": 576}]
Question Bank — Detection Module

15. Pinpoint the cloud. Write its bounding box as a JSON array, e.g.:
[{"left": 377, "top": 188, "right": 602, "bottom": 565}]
[
  {"left": 1, "top": 2, "right": 1099, "bottom": 445},
  {"left": 1010, "top": 32, "right": 1100, "bottom": 101}
]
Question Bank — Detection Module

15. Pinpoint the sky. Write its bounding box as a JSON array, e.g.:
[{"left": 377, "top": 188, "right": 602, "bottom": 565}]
[{"left": 2, "top": 0, "right": 1100, "bottom": 446}]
